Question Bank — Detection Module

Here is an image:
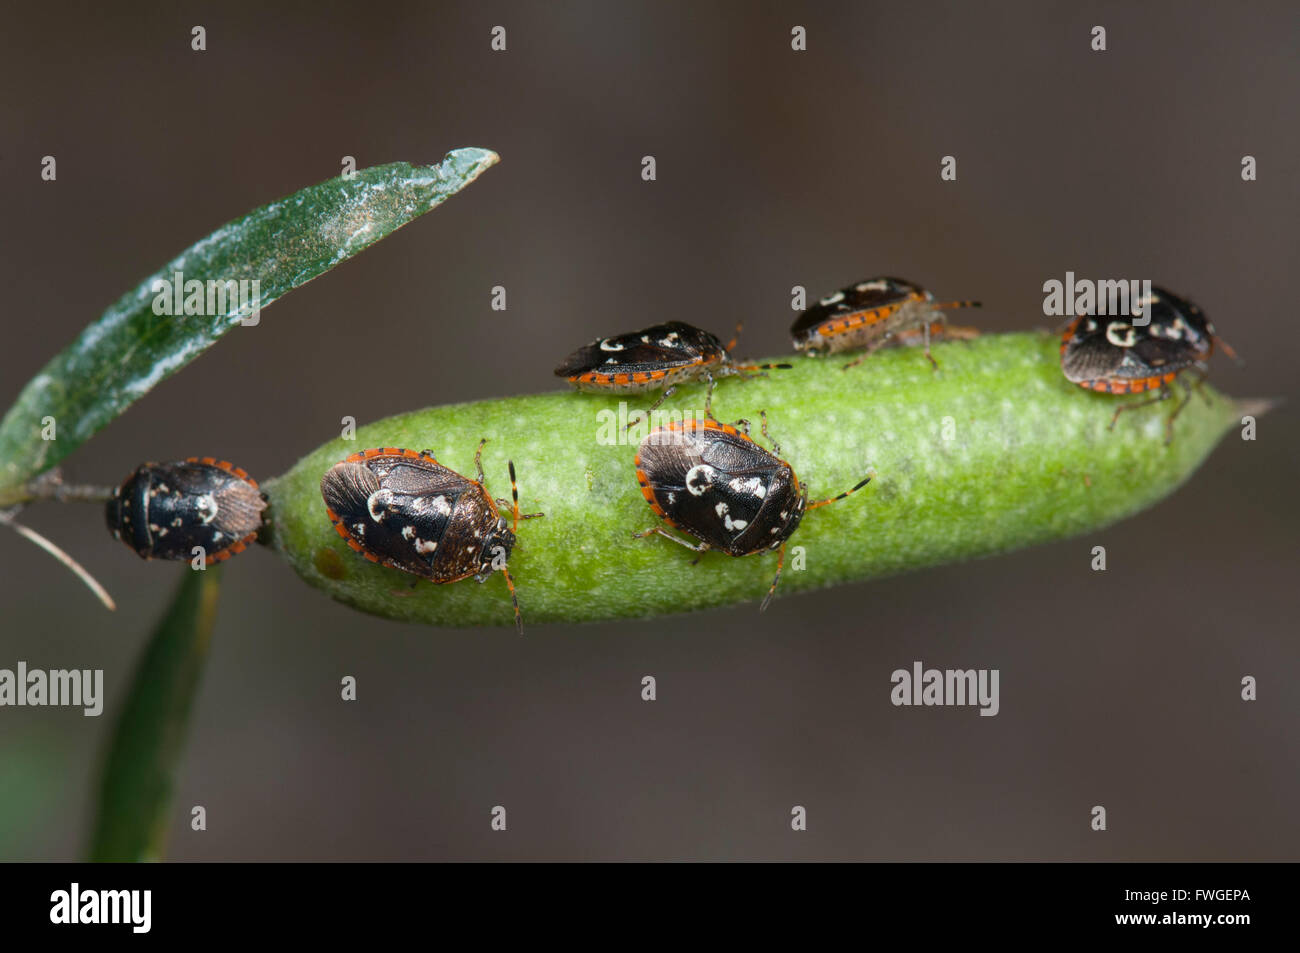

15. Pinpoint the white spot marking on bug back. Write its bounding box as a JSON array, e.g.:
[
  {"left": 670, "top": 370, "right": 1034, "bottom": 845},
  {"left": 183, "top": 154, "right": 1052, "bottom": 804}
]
[
  {"left": 728, "top": 476, "right": 764, "bottom": 497},
  {"left": 367, "top": 489, "right": 393, "bottom": 521},
  {"left": 196, "top": 493, "right": 218, "bottom": 523},
  {"left": 1106, "top": 322, "right": 1138, "bottom": 348},
  {"left": 685, "top": 464, "right": 716, "bottom": 496}
]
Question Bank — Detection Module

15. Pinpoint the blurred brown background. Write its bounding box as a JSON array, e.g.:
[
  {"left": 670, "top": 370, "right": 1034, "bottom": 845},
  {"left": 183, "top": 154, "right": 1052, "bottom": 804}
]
[{"left": 1, "top": 1, "right": 1296, "bottom": 860}]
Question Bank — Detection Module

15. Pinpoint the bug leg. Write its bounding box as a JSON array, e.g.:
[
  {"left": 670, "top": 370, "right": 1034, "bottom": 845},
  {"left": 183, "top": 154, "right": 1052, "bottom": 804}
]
[
  {"left": 1163, "top": 382, "right": 1197, "bottom": 445},
  {"left": 1187, "top": 366, "right": 1214, "bottom": 407},
  {"left": 626, "top": 386, "right": 676, "bottom": 432},
  {"left": 732, "top": 417, "right": 752, "bottom": 438},
  {"left": 499, "top": 564, "right": 524, "bottom": 635},
  {"left": 759, "top": 542, "right": 786, "bottom": 612},
  {"left": 1107, "top": 386, "right": 1170, "bottom": 433},
  {"left": 473, "top": 438, "right": 487, "bottom": 485},
  {"left": 840, "top": 353, "right": 868, "bottom": 371},
  {"left": 922, "top": 315, "right": 941, "bottom": 370},
  {"left": 648, "top": 384, "right": 676, "bottom": 420},
  {"left": 633, "top": 525, "right": 710, "bottom": 555},
  {"left": 703, "top": 374, "right": 716, "bottom": 421},
  {"left": 419, "top": 449, "right": 438, "bottom": 462},
  {"left": 387, "top": 576, "right": 422, "bottom": 598},
  {"left": 497, "top": 503, "right": 544, "bottom": 520},
  {"left": 758, "top": 409, "right": 780, "bottom": 456},
  {"left": 931, "top": 323, "right": 982, "bottom": 342}
]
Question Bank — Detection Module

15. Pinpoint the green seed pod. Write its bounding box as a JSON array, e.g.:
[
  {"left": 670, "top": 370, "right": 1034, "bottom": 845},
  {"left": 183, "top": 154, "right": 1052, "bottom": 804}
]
[{"left": 263, "top": 332, "right": 1245, "bottom": 627}]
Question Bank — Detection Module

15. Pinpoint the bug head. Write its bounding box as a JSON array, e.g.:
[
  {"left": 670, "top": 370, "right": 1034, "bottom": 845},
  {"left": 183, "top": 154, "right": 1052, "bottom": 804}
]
[
  {"left": 104, "top": 485, "right": 124, "bottom": 541},
  {"left": 765, "top": 481, "right": 809, "bottom": 550},
  {"left": 473, "top": 515, "right": 518, "bottom": 582},
  {"left": 791, "top": 331, "right": 829, "bottom": 357}
]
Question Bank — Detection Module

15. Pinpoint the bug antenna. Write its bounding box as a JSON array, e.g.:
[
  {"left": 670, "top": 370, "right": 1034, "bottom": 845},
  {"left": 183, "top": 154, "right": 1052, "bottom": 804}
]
[
  {"left": 725, "top": 321, "right": 743, "bottom": 352},
  {"left": 760, "top": 543, "right": 786, "bottom": 612},
  {"left": 1215, "top": 335, "right": 1243, "bottom": 365},
  {"left": 508, "top": 460, "right": 520, "bottom": 533},
  {"left": 807, "top": 474, "right": 873, "bottom": 510},
  {"left": 0, "top": 510, "right": 116, "bottom": 610}
]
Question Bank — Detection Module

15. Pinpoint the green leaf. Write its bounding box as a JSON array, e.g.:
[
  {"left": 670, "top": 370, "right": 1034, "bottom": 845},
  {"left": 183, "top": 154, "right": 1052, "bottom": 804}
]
[
  {"left": 0, "top": 736, "right": 64, "bottom": 860},
  {"left": 262, "top": 332, "right": 1247, "bottom": 627},
  {"left": 89, "top": 566, "right": 222, "bottom": 862},
  {"left": 0, "top": 148, "right": 499, "bottom": 504}
]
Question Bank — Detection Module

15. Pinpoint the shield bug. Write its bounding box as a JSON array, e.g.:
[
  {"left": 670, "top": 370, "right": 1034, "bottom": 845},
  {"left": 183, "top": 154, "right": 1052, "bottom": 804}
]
[
  {"left": 1059, "top": 285, "right": 1237, "bottom": 443},
  {"left": 791, "top": 277, "right": 981, "bottom": 369},
  {"left": 555, "top": 321, "right": 790, "bottom": 428},
  {"left": 633, "top": 412, "right": 871, "bottom": 610},
  {"left": 319, "top": 442, "right": 542, "bottom": 633},
  {"left": 106, "top": 457, "right": 267, "bottom": 564}
]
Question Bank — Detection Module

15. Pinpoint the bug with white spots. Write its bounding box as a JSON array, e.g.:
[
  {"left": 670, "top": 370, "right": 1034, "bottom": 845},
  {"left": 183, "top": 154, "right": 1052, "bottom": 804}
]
[
  {"left": 555, "top": 320, "right": 791, "bottom": 428},
  {"left": 320, "top": 442, "right": 543, "bottom": 633},
  {"left": 791, "top": 276, "right": 982, "bottom": 369},
  {"left": 106, "top": 458, "right": 266, "bottom": 563},
  {"left": 633, "top": 412, "right": 871, "bottom": 610},
  {"left": 1059, "top": 285, "right": 1238, "bottom": 443}
]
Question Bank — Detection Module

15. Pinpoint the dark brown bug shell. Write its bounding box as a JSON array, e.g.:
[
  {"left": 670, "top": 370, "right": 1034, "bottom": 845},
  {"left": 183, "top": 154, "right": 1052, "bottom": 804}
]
[
  {"left": 555, "top": 321, "right": 732, "bottom": 393},
  {"left": 635, "top": 419, "right": 806, "bottom": 556},
  {"left": 320, "top": 447, "right": 513, "bottom": 583},
  {"left": 106, "top": 457, "right": 266, "bottom": 562},
  {"left": 1060, "top": 286, "right": 1217, "bottom": 394}
]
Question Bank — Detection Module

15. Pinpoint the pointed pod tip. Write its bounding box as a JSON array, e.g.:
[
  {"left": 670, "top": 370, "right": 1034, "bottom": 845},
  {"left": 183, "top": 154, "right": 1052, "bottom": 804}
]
[{"left": 1235, "top": 397, "right": 1282, "bottom": 419}]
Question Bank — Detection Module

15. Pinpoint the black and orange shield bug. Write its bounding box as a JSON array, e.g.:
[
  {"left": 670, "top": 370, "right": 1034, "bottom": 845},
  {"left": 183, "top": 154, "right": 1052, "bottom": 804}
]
[
  {"left": 555, "top": 320, "right": 790, "bottom": 428},
  {"left": 791, "top": 277, "right": 981, "bottom": 369},
  {"left": 106, "top": 457, "right": 267, "bottom": 564},
  {"left": 319, "top": 442, "right": 542, "bottom": 633},
  {"left": 633, "top": 412, "right": 870, "bottom": 610},
  {"left": 1059, "top": 285, "right": 1237, "bottom": 443}
]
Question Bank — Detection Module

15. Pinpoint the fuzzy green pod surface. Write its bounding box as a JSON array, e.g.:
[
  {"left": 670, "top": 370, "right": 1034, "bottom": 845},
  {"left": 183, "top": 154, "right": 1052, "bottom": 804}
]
[{"left": 263, "top": 332, "right": 1241, "bottom": 626}]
